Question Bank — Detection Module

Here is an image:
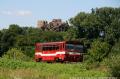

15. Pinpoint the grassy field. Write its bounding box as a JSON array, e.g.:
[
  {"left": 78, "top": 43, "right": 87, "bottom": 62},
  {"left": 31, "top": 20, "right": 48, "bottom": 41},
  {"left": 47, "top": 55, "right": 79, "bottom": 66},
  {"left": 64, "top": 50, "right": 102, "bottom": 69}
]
[{"left": 0, "top": 58, "right": 110, "bottom": 79}]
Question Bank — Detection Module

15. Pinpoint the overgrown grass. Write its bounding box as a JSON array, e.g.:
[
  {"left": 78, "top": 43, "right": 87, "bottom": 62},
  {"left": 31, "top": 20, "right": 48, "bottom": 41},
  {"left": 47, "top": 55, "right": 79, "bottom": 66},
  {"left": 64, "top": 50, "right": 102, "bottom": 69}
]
[{"left": 0, "top": 58, "right": 110, "bottom": 79}]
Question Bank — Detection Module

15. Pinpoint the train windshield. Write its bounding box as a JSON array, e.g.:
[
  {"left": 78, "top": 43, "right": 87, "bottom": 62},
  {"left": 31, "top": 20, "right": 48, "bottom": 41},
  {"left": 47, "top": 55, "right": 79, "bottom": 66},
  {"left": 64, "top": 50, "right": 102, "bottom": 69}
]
[
  {"left": 75, "top": 45, "right": 83, "bottom": 52},
  {"left": 66, "top": 44, "right": 83, "bottom": 52},
  {"left": 66, "top": 44, "right": 74, "bottom": 50}
]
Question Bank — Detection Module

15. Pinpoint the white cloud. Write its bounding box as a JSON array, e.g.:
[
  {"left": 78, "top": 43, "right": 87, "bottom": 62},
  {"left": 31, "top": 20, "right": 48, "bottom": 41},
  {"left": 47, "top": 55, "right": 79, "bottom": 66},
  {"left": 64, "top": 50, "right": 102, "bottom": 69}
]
[
  {"left": 16, "top": 10, "right": 32, "bottom": 16},
  {"left": 1, "top": 11, "right": 12, "bottom": 15},
  {"left": 0, "top": 10, "right": 32, "bottom": 16}
]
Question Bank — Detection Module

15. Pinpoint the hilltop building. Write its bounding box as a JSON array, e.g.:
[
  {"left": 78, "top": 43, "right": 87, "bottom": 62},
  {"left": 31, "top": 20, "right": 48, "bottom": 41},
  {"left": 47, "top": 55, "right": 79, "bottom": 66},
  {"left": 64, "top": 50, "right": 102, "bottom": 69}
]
[{"left": 37, "top": 19, "right": 69, "bottom": 32}]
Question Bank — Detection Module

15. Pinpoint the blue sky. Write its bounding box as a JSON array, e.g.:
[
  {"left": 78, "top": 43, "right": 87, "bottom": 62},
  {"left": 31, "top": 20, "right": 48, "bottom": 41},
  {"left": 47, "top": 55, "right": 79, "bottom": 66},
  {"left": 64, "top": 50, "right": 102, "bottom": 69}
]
[{"left": 0, "top": 0, "right": 120, "bottom": 29}]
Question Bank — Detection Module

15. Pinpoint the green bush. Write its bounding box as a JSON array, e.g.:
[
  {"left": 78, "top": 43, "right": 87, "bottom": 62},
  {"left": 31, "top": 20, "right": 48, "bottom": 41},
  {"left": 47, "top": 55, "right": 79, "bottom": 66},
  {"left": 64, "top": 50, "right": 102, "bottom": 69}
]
[
  {"left": 103, "top": 40, "right": 120, "bottom": 77},
  {"left": 110, "top": 55, "right": 120, "bottom": 77},
  {"left": 103, "top": 54, "right": 120, "bottom": 77},
  {"left": 88, "top": 39, "right": 110, "bottom": 62},
  {"left": 3, "top": 48, "right": 31, "bottom": 61}
]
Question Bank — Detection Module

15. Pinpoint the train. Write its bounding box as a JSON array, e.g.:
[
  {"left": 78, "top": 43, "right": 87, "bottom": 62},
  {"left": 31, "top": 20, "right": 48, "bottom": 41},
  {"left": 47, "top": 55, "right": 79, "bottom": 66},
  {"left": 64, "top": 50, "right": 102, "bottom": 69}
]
[{"left": 35, "top": 41, "right": 84, "bottom": 62}]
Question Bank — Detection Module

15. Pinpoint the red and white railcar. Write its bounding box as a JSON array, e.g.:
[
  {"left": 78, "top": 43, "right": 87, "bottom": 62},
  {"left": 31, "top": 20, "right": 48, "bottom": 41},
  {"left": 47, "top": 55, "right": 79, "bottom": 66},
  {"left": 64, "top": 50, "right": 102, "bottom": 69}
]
[{"left": 35, "top": 41, "right": 84, "bottom": 62}]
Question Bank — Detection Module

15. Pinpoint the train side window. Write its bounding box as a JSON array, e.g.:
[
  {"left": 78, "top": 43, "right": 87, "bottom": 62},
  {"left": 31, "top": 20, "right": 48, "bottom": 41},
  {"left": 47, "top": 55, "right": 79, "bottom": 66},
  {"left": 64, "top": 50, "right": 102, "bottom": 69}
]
[{"left": 42, "top": 45, "right": 59, "bottom": 51}]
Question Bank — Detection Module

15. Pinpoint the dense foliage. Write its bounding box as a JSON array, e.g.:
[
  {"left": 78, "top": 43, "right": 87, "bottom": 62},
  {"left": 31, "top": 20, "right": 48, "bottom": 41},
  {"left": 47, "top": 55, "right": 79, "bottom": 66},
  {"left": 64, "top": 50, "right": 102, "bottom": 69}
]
[
  {"left": 3, "top": 48, "right": 30, "bottom": 61},
  {"left": 103, "top": 39, "right": 120, "bottom": 77},
  {"left": 88, "top": 39, "right": 110, "bottom": 62}
]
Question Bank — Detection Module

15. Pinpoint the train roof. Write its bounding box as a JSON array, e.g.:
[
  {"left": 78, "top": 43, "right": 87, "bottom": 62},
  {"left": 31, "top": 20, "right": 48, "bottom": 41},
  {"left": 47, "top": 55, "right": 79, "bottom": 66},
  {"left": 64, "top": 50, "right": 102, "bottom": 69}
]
[{"left": 36, "top": 41, "right": 83, "bottom": 45}]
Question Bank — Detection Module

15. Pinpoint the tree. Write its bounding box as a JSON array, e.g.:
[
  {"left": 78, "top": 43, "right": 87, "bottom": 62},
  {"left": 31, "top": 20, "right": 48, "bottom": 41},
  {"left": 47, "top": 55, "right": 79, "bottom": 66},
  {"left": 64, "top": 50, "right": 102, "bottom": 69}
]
[
  {"left": 9, "top": 24, "right": 23, "bottom": 35},
  {"left": 63, "top": 27, "right": 79, "bottom": 41},
  {"left": 15, "top": 27, "right": 42, "bottom": 57},
  {"left": 95, "top": 7, "right": 120, "bottom": 44},
  {"left": 0, "top": 24, "right": 24, "bottom": 56},
  {"left": 0, "top": 31, "right": 16, "bottom": 55},
  {"left": 69, "top": 12, "right": 89, "bottom": 38},
  {"left": 70, "top": 7, "right": 120, "bottom": 45},
  {"left": 69, "top": 12, "right": 102, "bottom": 39},
  {"left": 0, "top": 30, "right": 2, "bottom": 56},
  {"left": 104, "top": 18, "right": 120, "bottom": 44},
  {"left": 41, "top": 31, "right": 63, "bottom": 42}
]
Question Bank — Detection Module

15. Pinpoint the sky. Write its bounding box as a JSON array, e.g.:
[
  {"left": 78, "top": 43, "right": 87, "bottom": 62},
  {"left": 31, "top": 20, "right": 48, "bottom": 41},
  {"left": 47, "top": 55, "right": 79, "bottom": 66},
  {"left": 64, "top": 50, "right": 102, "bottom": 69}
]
[{"left": 0, "top": 0, "right": 120, "bottom": 29}]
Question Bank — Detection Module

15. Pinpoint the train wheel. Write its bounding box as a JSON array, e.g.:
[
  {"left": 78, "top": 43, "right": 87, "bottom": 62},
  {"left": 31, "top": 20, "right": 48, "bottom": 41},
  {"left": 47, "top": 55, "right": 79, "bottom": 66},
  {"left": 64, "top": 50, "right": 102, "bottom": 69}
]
[
  {"left": 55, "top": 58, "right": 64, "bottom": 63},
  {"left": 35, "top": 58, "right": 42, "bottom": 62}
]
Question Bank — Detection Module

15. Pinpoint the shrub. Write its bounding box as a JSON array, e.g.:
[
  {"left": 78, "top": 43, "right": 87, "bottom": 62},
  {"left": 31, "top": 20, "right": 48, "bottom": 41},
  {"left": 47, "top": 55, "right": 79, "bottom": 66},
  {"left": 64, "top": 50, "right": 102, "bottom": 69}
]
[
  {"left": 3, "top": 48, "right": 30, "bottom": 61},
  {"left": 105, "top": 40, "right": 120, "bottom": 77},
  {"left": 110, "top": 55, "right": 120, "bottom": 77},
  {"left": 88, "top": 39, "right": 110, "bottom": 62}
]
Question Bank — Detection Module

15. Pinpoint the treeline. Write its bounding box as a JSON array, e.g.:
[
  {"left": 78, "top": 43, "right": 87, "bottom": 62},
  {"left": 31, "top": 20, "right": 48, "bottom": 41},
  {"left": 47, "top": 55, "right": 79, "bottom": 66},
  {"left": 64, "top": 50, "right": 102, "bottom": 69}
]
[{"left": 0, "top": 7, "right": 120, "bottom": 61}]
